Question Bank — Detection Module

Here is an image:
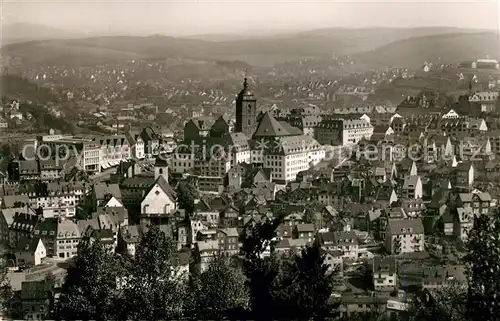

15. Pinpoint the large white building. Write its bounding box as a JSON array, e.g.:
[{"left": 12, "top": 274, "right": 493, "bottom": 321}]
[
  {"left": 38, "top": 132, "right": 134, "bottom": 173},
  {"left": 315, "top": 117, "right": 374, "bottom": 146},
  {"left": 82, "top": 134, "right": 133, "bottom": 172},
  {"left": 172, "top": 79, "right": 326, "bottom": 190}
]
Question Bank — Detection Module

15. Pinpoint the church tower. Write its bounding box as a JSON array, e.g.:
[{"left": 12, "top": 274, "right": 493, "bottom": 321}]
[
  {"left": 235, "top": 77, "right": 257, "bottom": 138},
  {"left": 154, "top": 156, "right": 169, "bottom": 183}
]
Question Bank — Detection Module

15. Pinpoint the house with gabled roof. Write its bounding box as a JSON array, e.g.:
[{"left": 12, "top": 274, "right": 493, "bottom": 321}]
[
  {"left": 293, "top": 223, "right": 314, "bottom": 243},
  {"left": 402, "top": 175, "right": 423, "bottom": 199},
  {"left": 20, "top": 279, "right": 55, "bottom": 320},
  {"left": 422, "top": 265, "right": 466, "bottom": 290},
  {"left": 195, "top": 239, "right": 219, "bottom": 272},
  {"left": 373, "top": 255, "right": 397, "bottom": 292},
  {"left": 93, "top": 183, "right": 123, "bottom": 207},
  {"left": 14, "top": 237, "right": 46, "bottom": 266},
  {"left": 9, "top": 211, "right": 39, "bottom": 249},
  {"left": 140, "top": 175, "right": 177, "bottom": 225},
  {"left": 219, "top": 205, "right": 239, "bottom": 228},
  {"left": 118, "top": 224, "right": 146, "bottom": 256},
  {"left": 317, "top": 231, "right": 359, "bottom": 260},
  {"left": 453, "top": 162, "right": 475, "bottom": 186},
  {"left": 441, "top": 207, "right": 455, "bottom": 236},
  {"left": 194, "top": 198, "right": 219, "bottom": 227}
]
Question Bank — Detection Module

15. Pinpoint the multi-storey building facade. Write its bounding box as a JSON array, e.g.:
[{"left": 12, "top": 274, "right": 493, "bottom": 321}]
[
  {"left": 55, "top": 218, "right": 81, "bottom": 259},
  {"left": 385, "top": 219, "right": 424, "bottom": 254},
  {"left": 315, "top": 117, "right": 373, "bottom": 146},
  {"left": 373, "top": 256, "right": 397, "bottom": 292},
  {"left": 456, "top": 191, "right": 492, "bottom": 216},
  {"left": 98, "top": 135, "right": 132, "bottom": 170},
  {"left": 19, "top": 182, "right": 86, "bottom": 218},
  {"left": 193, "top": 156, "right": 231, "bottom": 194},
  {"left": 82, "top": 141, "right": 101, "bottom": 172}
]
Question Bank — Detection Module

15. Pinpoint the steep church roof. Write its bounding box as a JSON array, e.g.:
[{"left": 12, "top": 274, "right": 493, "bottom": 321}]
[
  {"left": 146, "top": 175, "right": 176, "bottom": 200},
  {"left": 253, "top": 112, "right": 291, "bottom": 138}
]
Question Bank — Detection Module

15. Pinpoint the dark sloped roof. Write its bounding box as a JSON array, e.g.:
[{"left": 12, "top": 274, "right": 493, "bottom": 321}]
[
  {"left": 94, "top": 183, "right": 122, "bottom": 200},
  {"left": 253, "top": 112, "right": 290, "bottom": 137},
  {"left": 373, "top": 255, "right": 396, "bottom": 274},
  {"left": 15, "top": 237, "right": 42, "bottom": 252},
  {"left": 21, "top": 280, "right": 53, "bottom": 300},
  {"left": 146, "top": 175, "right": 176, "bottom": 199}
]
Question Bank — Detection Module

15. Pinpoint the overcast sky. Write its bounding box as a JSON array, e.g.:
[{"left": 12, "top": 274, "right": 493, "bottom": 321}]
[{"left": 3, "top": 0, "right": 500, "bottom": 36}]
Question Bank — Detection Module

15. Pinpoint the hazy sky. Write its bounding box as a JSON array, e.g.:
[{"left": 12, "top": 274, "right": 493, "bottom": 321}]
[{"left": 2, "top": 0, "right": 500, "bottom": 36}]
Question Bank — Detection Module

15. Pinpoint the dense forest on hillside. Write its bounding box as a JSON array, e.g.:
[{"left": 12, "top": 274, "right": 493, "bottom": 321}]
[{"left": 0, "top": 74, "right": 61, "bottom": 103}]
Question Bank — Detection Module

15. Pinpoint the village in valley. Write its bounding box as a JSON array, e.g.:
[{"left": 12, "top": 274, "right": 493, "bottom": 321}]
[{"left": 1, "top": 3, "right": 500, "bottom": 318}]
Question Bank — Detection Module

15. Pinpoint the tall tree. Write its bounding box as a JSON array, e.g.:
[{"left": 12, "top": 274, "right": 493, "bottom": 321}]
[
  {"left": 240, "top": 219, "right": 282, "bottom": 320},
  {"left": 409, "top": 286, "right": 466, "bottom": 321},
  {"left": 465, "top": 210, "right": 500, "bottom": 321},
  {"left": 122, "top": 226, "right": 183, "bottom": 320},
  {"left": 273, "top": 243, "right": 337, "bottom": 321},
  {"left": 52, "top": 238, "right": 120, "bottom": 320},
  {"left": 0, "top": 144, "right": 12, "bottom": 158},
  {"left": 176, "top": 180, "right": 198, "bottom": 215},
  {"left": 186, "top": 252, "right": 249, "bottom": 319},
  {"left": 0, "top": 260, "right": 13, "bottom": 318}
]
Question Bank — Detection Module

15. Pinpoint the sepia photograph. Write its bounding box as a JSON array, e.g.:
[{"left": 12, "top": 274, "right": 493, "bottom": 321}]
[{"left": 0, "top": 0, "right": 499, "bottom": 320}]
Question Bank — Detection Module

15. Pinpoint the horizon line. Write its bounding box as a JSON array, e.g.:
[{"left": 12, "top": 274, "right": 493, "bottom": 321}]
[{"left": 3, "top": 22, "right": 499, "bottom": 38}]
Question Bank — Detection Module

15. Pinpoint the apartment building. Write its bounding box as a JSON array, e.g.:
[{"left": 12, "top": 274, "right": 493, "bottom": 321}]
[
  {"left": 373, "top": 256, "right": 397, "bottom": 292},
  {"left": 315, "top": 117, "right": 373, "bottom": 146},
  {"left": 81, "top": 134, "right": 132, "bottom": 173},
  {"left": 98, "top": 134, "right": 132, "bottom": 170},
  {"left": 440, "top": 118, "right": 488, "bottom": 135},
  {"left": 262, "top": 135, "right": 324, "bottom": 185},
  {"left": 19, "top": 182, "right": 85, "bottom": 218},
  {"left": 82, "top": 141, "right": 101, "bottom": 172},
  {"left": 55, "top": 218, "right": 81, "bottom": 259},
  {"left": 194, "top": 156, "right": 231, "bottom": 194},
  {"left": 385, "top": 218, "right": 425, "bottom": 254}
]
